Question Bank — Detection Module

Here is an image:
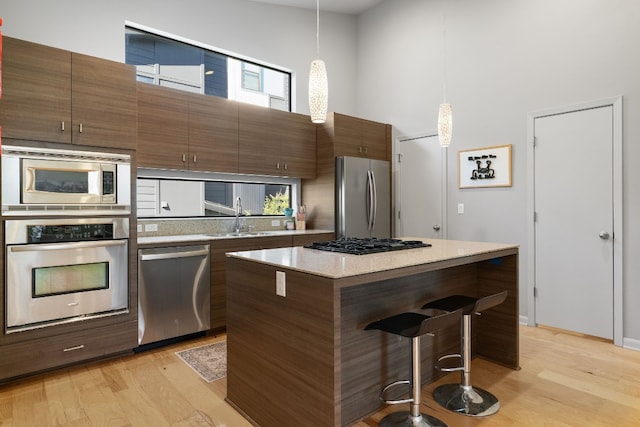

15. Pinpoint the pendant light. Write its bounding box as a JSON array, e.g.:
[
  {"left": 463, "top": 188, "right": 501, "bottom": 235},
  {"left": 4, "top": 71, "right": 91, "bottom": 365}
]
[
  {"left": 438, "top": 16, "right": 452, "bottom": 147},
  {"left": 309, "top": 0, "right": 328, "bottom": 124}
]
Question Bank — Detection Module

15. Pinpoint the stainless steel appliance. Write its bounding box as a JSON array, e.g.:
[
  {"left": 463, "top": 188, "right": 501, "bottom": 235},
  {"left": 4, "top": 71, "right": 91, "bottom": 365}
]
[
  {"left": 1, "top": 145, "right": 131, "bottom": 216},
  {"left": 138, "top": 245, "right": 211, "bottom": 346},
  {"left": 4, "top": 217, "right": 129, "bottom": 333},
  {"left": 336, "top": 156, "right": 391, "bottom": 239},
  {"left": 305, "top": 237, "right": 429, "bottom": 255}
]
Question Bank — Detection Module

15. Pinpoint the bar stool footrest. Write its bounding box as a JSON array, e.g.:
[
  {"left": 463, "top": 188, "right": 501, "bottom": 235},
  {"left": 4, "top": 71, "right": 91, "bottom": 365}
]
[
  {"left": 433, "top": 383, "right": 500, "bottom": 417},
  {"left": 434, "top": 353, "right": 463, "bottom": 373},
  {"left": 381, "top": 380, "right": 413, "bottom": 405},
  {"left": 379, "top": 411, "right": 448, "bottom": 427}
]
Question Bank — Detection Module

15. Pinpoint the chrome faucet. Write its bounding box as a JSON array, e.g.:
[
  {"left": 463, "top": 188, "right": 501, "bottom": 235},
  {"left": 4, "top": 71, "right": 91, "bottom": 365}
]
[{"left": 234, "top": 197, "right": 243, "bottom": 232}]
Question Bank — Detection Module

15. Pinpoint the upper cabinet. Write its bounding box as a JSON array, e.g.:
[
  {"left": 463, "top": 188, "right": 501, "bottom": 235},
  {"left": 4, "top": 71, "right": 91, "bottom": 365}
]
[
  {"left": 0, "top": 37, "right": 136, "bottom": 150},
  {"left": 328, "top": 112, "right": 390, "bottom": 161},
  {"left": 137, "top": 84, "right": 190, "bottom": 169},
  {"left": 70, "top": 53, "right": 137, "bottom": 150},
  {"left": 137, "top": 84, "right": 240, "bottom": 173},
  {"left": 239, "top": 103, "right": 316, "bottom": 179},
  {"left": 188, "top": 93, "right": 239, "bottom": 174}
]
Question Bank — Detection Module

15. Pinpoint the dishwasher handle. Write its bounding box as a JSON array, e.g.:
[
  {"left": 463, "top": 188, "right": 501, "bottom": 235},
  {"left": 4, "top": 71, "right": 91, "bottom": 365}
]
[{"left": 139, "top": 247, "right": 209, "bottom": 261}]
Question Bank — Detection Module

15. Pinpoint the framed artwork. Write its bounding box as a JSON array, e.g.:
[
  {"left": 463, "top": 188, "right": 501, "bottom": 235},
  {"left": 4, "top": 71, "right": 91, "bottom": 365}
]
[{"left": 458, "top": 144, "right": 512, "bottom": 188}]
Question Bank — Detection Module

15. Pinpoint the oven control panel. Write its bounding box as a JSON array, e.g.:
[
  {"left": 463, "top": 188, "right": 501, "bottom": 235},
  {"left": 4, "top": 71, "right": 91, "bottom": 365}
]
[{"left": 27, "top": 223, "right": 115, "bottom": 243}]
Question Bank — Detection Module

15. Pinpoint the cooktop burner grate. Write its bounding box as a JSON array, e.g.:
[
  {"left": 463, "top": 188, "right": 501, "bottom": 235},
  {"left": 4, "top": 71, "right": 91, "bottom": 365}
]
[{"left": 304, "top": 237, "right": 430, "bottom": 255}]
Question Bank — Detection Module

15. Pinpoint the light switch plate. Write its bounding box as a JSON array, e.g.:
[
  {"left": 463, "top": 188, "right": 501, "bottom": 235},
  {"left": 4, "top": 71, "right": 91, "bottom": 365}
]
[
  {"left": 144, "top": 223, "right": 158, "bottom": 232},
  {"left": 272, "top": 219, "right": 281, "bottom": 227},
  {"left": 276, "top": 271, "right": 286, "bottom": 297},
  {"left": 457, "top": 203, "right": 464, "bottom": 214}
]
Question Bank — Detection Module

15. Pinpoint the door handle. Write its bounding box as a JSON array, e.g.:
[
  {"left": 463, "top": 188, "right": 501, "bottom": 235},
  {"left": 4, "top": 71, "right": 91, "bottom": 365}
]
[
  {"left": 433, "top": 225, "right": 441, "bottom": 231},
  {"left": 599, "top": 231, "right": 610, "bottom": 240}
]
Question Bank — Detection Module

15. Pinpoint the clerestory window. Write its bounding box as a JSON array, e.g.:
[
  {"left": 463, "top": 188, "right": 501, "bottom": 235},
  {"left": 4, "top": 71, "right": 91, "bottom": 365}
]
[{"left": 125, "top": 25, "right": 291, "bottom": 111}]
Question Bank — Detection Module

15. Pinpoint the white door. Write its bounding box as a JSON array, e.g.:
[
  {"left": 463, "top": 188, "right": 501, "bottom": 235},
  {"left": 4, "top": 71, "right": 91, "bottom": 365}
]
[
  {"left": 533, "top": 106, "right": 614, "bottom": 339},
  {"left": 396, "top": 134, "right": 445, "bottom": 239}
]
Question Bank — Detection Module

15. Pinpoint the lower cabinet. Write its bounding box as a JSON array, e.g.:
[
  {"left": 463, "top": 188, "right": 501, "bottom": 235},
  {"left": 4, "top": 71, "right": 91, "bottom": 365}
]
[{"left": 0, "top": 320, "right": 137, "bottom": 382}]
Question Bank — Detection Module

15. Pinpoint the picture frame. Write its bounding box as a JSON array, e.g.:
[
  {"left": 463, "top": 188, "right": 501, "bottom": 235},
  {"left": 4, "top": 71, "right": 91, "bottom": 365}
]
[{"left": 458, "top": 144, "right": 512, "bottom": 188}]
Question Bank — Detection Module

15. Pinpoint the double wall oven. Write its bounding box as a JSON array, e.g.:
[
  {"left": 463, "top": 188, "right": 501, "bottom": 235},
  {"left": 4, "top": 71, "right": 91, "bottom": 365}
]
[{"left": 2, "top": 145, "right": 132, "bottom": 333}]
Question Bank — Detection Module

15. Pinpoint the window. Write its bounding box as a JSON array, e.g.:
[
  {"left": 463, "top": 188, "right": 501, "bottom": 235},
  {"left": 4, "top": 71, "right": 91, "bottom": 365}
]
[
  {"left": 136, "top": 178, "right": 292, "bottom": 218},
  {"left": 125, "top": 26, "right": 291, "bottom": 111}
]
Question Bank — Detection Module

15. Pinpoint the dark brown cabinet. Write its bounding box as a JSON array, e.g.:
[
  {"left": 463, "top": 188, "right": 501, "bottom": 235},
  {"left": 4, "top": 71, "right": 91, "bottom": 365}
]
[
  {"left": 137, "top": 84, "right": 240, "bottom": 173},
  {"left": 188, "top": 93, "right": 239, "bottom": 173},
  {"left": 0, "top": 321, "right": 137, "bottom": 382},
  {"left": 137, "top": 84, "right": 190, "bottom": 169},
  {"left": 331, "top": 112, "right": 389, "bottom": 161},
  {"left": 239, "top": 103, "right": 316, "bottom": 178},
  {"left": 0, "top": 37, "right": 137, "bottom": 150}
]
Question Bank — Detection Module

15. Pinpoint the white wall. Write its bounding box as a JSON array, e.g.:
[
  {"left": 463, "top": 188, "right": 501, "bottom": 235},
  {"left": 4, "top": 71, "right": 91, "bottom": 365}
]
[
  {"left": 357, "top": 0, "right": 640, "bottom": 344},
  {"left": 0, "top": 0, "right": 358, "bottom": 116}
]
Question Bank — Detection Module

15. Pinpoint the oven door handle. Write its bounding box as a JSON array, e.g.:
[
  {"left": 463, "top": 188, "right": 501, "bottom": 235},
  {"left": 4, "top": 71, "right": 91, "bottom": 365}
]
[
  {"left": 8, "top": 240, "right": 127, "bottom": 253},
  {"left": 139, "top": 247, "right": 210, "bottom": 261}
]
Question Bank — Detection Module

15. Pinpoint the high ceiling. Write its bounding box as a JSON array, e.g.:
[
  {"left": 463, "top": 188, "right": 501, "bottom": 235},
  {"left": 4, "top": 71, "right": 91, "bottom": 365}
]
[{"left": 247, "top": 0, "right": 384, "bottom": 15}]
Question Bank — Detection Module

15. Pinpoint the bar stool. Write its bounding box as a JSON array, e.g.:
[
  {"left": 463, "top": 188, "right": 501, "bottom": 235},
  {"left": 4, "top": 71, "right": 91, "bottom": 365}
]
[
  {"left": 365, "top": 309, "right": 462, "bottom": 427},
  {"left": 421, "top": 291, "right": 508, "bottom": 417}
]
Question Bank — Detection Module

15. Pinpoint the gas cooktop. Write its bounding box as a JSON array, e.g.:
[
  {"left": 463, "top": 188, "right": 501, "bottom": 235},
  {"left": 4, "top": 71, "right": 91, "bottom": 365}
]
[{"left": 304, "top": 237, "right": 430, "bottom": 255}]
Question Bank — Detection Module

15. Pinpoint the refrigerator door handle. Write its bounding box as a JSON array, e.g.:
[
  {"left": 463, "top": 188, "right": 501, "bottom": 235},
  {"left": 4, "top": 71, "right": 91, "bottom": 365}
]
[{"left": 369, "top": 169, "right": 378, "bottom": 232}]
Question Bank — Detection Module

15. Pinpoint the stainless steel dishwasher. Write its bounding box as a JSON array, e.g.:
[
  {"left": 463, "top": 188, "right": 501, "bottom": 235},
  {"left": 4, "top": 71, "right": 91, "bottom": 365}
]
[{"left": 138, "top": 244, "right": 210, "bottom": 346}]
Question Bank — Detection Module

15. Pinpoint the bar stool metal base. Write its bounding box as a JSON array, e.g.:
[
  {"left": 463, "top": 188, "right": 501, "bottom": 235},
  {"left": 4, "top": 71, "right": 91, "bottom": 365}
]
[
  {"left": 433, "top": 383, "right": 500, "bottom": 417},
  {"left": 379, "top": 411, "right": 447, "bottom": 427}
]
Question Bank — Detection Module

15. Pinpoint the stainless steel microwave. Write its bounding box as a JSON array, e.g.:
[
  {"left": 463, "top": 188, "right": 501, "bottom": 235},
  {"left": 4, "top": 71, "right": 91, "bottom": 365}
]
[{"left": 1, "top": 145, "right": 131, "bottom": 216}]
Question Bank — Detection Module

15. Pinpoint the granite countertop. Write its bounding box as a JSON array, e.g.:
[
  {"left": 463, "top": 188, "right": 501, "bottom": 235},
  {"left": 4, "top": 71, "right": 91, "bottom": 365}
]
[
  {"left": 226, "top": 238, "right": 519, "bottom": 279},
  {"left": 138, "top": 229, "right": 333, "bottom": 245}
]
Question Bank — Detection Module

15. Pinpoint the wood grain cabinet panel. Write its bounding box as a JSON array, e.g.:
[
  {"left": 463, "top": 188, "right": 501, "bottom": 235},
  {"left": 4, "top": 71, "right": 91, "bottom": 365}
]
[
  {"left": 210, "top": 235, "right": 292, "bottom": 331},
  {"left": 188, "top": 93, "right": 239, "bottom": 173},
  {"left": 239, "top": 103, "right": 316, "bottom": 178},
  {"left": 0, "top": 320, "right": 136, "bottom": 382},
  {"left": 0, "top": 37, "right": 72, "bottom": 143},
  {"left": 137, "top": 84, "right": 240, "bottom": 173},
  {"left": 0, "top": 36, "right": 136, "bottom": 150},
  {"left": 333, "top": 112, "right": 389, "bottom": 161},
  {"left": 71, "top": 53, "right": 137, "bottom": 150},
  {"left": 137, "top": 83, "right": 190, "bottom": 169}
]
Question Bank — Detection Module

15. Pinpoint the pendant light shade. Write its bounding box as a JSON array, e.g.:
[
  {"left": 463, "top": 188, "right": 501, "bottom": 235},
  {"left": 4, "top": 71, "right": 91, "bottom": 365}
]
[
  {"left": 309, "top": 59, "right": 328, "bottom": 123},
  {"left": 438, "top": 103, "right": 452, "bottom": 147},
  {"left": 309, "top": 0, "right": 328, "bottom": 123}
]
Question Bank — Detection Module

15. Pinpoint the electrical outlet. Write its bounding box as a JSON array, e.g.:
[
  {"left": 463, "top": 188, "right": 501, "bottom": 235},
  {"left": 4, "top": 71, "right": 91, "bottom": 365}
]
[
  {"left": 144, "top": 223, "right": 158, "bottom": 232},
  {"left": 271, "top": 219, "right": 281, "bottom": 227},
  {"left": 137, "top": 224, "right": 142, "bottom": 232},
  {"left": 276, "top": 271, "right": 286, "bottom": 297},
  {"left": 457, "top": 203, "right": 464, "bottom": 214}
]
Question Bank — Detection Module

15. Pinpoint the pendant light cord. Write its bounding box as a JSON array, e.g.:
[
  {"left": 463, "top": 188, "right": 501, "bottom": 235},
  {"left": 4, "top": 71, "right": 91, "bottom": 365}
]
[
  {"left": 442, "top": 14, "right": 447, "bottom": 103},
  {"left": 316, "top": 0, "right": 321, "bottom": 59}
]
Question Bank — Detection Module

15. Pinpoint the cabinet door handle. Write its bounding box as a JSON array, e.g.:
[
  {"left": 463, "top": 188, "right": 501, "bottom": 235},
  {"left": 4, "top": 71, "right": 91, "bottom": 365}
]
[
  {"left": 79, "top": 123, "right": 83, "bottom": 133},
  {"left": 63, "top": 344, "right": 85, "bottom": 352},
  {"left": 276, "top": 162, "right": 280, "bottom": 169},
  {"left": 182, "top": 154, "right": 186, "bottom": 162},
  {"left": 193, "top": 155, "right": 197, "bottom": 163},
  {"left": 61, "top": 121, "right": 65, "bottom": 131},
  {"left": 284, "top": 163, "right": 288, "bottom": 170}
]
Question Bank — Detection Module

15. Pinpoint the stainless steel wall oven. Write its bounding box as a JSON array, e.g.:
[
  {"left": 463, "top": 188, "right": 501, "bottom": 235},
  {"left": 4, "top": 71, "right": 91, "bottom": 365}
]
[{"left": 4, "top": 217, "right": 129, "bottom": 333}]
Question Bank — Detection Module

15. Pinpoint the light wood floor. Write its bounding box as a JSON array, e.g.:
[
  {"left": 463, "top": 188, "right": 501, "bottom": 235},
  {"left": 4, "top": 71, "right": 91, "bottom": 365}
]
[{"left": 1, "top": 325, "right": 639, "bottom": 426}]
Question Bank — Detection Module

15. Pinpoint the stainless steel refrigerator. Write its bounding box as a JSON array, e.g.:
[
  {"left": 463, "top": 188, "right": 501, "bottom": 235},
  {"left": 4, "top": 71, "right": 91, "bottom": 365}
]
[{"left": 336, "top": 156, "right": 391, "bottom": 239}]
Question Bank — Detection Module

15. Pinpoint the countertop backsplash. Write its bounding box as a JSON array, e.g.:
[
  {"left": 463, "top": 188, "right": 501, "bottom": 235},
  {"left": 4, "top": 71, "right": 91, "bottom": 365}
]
[{"left": 137, "top": 217, "right": 292, "bottom": 238}]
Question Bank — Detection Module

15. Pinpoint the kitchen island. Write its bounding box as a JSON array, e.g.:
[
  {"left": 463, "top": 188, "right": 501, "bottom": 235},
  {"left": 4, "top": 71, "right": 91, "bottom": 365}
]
[{"left": 225, "top": 239, "right": 519, "bottom": 427}]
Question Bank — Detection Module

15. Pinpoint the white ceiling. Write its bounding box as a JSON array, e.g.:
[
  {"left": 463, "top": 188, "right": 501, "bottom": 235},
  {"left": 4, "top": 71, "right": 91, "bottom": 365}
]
[{"left": 247, "top": 0, "right": 384, "bottom": 15}]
